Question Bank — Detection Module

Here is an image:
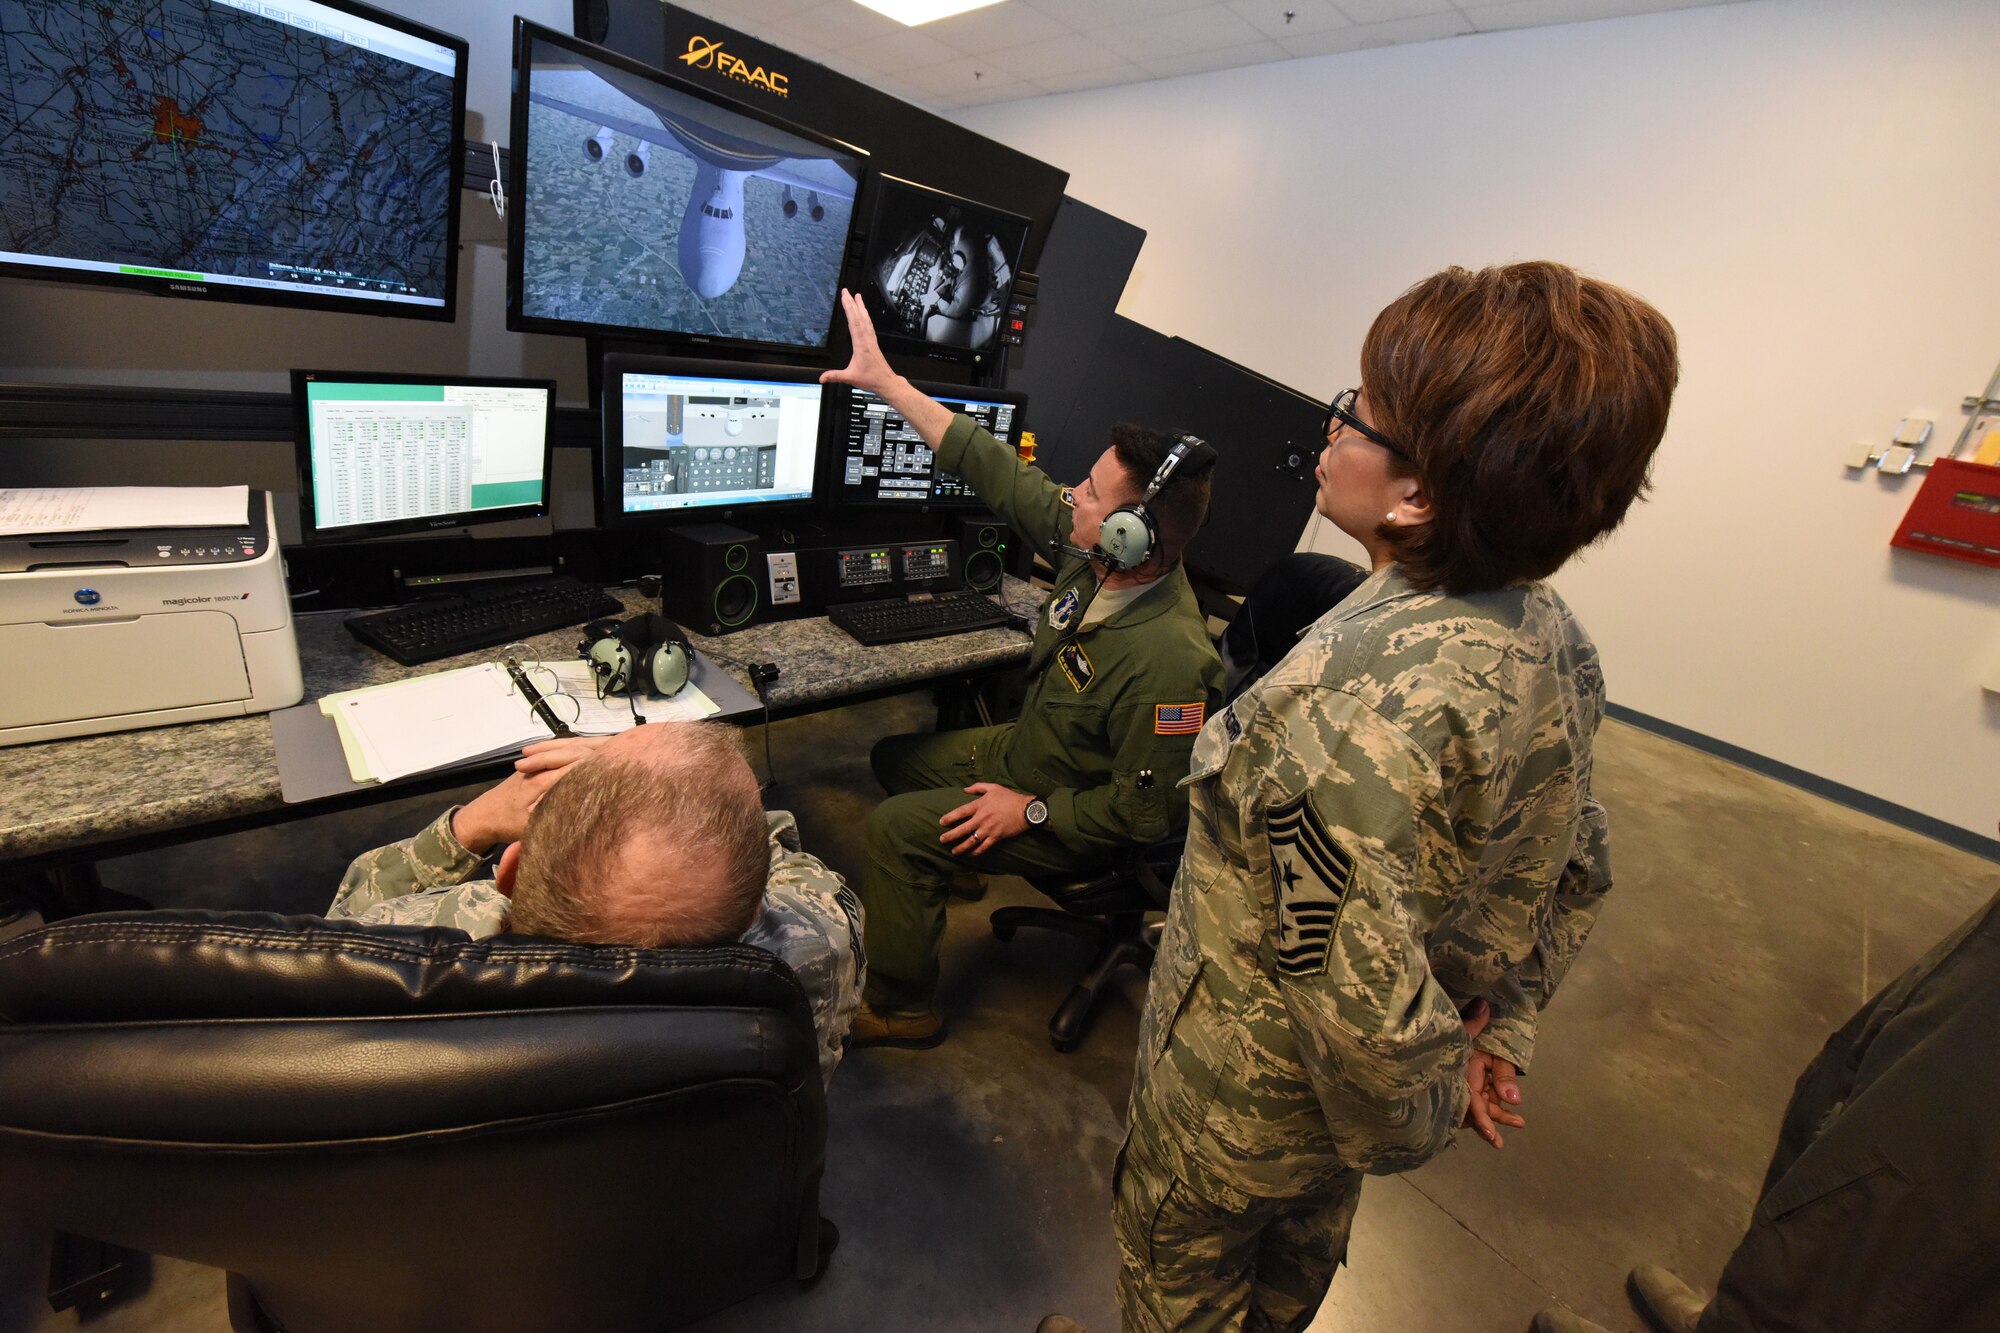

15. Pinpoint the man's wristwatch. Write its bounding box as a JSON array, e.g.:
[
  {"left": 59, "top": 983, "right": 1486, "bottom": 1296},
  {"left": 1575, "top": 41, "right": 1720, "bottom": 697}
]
[{"left": 1024, "top": 796, "right": 1049, "bottom": 828}]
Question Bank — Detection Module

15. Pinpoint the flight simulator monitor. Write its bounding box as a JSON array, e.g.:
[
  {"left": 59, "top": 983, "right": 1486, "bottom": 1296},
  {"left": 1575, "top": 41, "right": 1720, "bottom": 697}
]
[
  {"left": 0, "top": 0, "right": 467, "bottom": 319},
  {"left": 509, "top": 20, "right": 864, "bottom": 354},
  {"left": 292, "top": 371, "right": 556, "bottom": 542},
  {"left": 835, "top": 382, "right": 1027, "bottom": 509},
  {"left": 860, "top": 175, "right": 1031, "bottom": 362},
  {"left": 603, "top": 355, "right": 824, "bottom": 520}
]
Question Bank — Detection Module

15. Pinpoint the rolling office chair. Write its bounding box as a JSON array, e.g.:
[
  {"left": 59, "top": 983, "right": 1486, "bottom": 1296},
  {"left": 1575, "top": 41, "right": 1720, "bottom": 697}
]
[
  {"left": 0, "top": 910, "right": 833, "bottom": 1333},
  {"left": 992, "top": 838, "right": 1182, "bottom": 1052}
]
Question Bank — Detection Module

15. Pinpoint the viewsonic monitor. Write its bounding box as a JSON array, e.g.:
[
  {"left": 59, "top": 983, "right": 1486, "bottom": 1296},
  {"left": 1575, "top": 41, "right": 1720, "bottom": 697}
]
[
  {"left": 860, "top": 175, "right": 1030, "bottom": 365},
  {"left": 293, "top": 371, "right": 556, "bottom": 542},
  {"left": 603, "top": 355, "right": 824, "bottom": 521},
  {"left": 510, "top": 20, "right": 864, "bottom": 354},
  {"left": 0, "top": 0, "right": 467, "bottom": 319},
  {"left": 833, "top": 381, "right": 1027, "bottom": 509}
]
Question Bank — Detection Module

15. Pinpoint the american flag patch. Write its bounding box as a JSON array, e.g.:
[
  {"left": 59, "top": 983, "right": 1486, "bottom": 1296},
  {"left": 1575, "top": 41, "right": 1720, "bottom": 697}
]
[{"left": 1154, "top": 702, "right": 1205, "bottom": 735}]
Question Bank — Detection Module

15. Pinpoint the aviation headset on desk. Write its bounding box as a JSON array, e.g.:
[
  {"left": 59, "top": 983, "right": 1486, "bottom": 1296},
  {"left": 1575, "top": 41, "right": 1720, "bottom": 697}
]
[
  {"left": 578, "top": 613, "right": 692, "bottom": 699},
  {"left": 1058, "top": 433, "right": 1220, "bottom": 573}
]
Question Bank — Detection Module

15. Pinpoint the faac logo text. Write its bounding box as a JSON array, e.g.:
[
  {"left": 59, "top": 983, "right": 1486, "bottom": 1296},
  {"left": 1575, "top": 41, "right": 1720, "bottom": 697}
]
[{"left": 681, "top": 35, "right": 789, "bottom": 97}]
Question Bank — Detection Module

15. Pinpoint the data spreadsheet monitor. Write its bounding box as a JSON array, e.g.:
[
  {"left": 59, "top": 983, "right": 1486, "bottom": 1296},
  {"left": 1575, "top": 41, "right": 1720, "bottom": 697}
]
[
  {"left": 0, "top": 0, "right": 467, "bottom": 319},
  {"left": 292, "top": 372, "right": 556, "bottom": 542},
  {"left": 603, "top": 355, "right": 823, "bottom": 521},
  {"left": 835, "top": 382, "right": 1026, "bottom": 509},
  {"left": 510, "top": 20, "right": 864, "bottom": 354}
]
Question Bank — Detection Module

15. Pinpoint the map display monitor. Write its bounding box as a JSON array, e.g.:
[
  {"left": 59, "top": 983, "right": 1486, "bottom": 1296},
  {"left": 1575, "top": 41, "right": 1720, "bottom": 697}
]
[
  {"left": 293, "top": 371, "right": 556, "bottom": 542},
  {"left": 510, "top": 20, "right": 864, "bottom": 354},
  {"left": 602, "top": 354, "right": 823, "bottom": 521},
  {"left": 833, "top": 381, "right": 1027, "bottom": 510},
  {"left": 0, "top": 0, "right": 467, "bottom": 319},
  {"left": 860, "top": 175, "right": 1030, "bottom": 365}
]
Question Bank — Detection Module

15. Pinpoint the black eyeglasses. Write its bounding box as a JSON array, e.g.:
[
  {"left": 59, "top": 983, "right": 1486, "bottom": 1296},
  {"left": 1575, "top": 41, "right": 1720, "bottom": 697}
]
[{"left": 1322, "top": 388, "right": 1409, "bottom": 462}]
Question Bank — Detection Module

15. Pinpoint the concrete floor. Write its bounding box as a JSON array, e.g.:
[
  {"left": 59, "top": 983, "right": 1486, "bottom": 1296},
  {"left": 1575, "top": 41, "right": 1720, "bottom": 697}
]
[{"left": 1, "top": 693, "right": 1992, "bottom": 1333}]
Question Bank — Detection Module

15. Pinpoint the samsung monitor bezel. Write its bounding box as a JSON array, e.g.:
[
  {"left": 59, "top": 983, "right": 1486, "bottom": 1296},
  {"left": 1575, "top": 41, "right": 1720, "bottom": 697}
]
[
  {"left": 600, "top": 353, "right": 829, "bottom": 525},
  {"left": 858, "top": 173, "right": 1033, "bottom": 367},
  {"left": 508, "top": 19, "right": 867, "bottom": 356},
  {"left": 828, "top": 378, "right": 1029, "bottom": 512},
  {"left": 0, "top": 0, "right": 468, "bottom": 322},
  {"left": 291, "top": 369, "right": 558, "bottom": 544}
]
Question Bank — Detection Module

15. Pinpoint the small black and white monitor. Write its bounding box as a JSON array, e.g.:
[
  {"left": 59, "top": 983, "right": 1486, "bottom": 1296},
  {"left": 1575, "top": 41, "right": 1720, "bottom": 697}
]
[
  {"left": 602, "top": 355, "right": 824, "bottom": 521},
  {"left": 292, "top": 371, "right": 556, "bottom": 542},
  {"left": 833, "top": 381, "right": 1027, "bottom": 509}
]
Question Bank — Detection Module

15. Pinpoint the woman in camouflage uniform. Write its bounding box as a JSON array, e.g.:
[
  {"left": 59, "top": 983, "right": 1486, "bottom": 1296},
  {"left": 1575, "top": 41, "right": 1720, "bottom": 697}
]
[{"left": 1107, "top": 262, "right": 1679, "bottom": 1333}]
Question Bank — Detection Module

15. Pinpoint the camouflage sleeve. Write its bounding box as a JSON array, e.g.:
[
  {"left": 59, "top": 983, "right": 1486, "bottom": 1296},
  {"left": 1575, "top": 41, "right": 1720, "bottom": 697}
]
[
  {"left": 1251, "top": 683, "right": 1472, "bottom": 1175},
  {"left": 1478, "top": 786, "right": 1611, "bottom": 1071},
  {"left": 747, "top": 810, "right": 865, "bottom": 1089},
  {"left": 934, "top": 413, "right": 1071, "bottom": 560},
  {"left": 1044, "top": 690, "right": 1202, "bottom": 852},
  {"left": 328, "top": 807, "right": 487, "bottom": 918}
]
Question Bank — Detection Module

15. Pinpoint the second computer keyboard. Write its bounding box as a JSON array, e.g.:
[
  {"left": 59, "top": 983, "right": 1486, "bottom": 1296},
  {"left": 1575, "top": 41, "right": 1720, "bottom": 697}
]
[
  {"left": 344, "top": 575, "right": 624, "bottom": 666},
  {"left": 827, "top": 591, "right": 1012, "bottom": 646}
]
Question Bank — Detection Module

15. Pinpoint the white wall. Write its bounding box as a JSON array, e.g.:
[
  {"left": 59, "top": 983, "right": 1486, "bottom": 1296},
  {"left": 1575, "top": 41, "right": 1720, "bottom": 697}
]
[{"left": 958, "top": 0, "right": 2000, "bottom": 840}]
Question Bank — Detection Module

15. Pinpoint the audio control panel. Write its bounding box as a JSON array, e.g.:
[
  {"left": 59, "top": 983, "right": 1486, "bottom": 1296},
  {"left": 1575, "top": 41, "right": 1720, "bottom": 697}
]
[
  {"left": 899, "top": 543, "right": 952, "bottom": 583},
  {"left": 836, "top": 547, "right": 895, "bottom": 589},
  {"left": 774, "top": 538, "right": 967, "bottom": 618}
]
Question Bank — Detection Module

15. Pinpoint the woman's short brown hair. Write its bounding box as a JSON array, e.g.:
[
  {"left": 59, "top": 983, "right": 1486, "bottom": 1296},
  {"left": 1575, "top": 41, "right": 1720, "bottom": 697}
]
[{"left": 1362, "top": 261, "right": 1678, "bottom": 594}]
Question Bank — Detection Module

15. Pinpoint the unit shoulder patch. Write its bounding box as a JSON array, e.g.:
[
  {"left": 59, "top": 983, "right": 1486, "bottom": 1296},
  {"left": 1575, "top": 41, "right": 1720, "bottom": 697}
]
[
  {"left": 1154, "top": 702, "right": 1205, "bottom": 735},
  {"left": 1048, "top": 586, "right": 1083, "bottom": 631},
  {"left": 1266, "top": 790, "right": 1354, "bottom": 977},
  {"left": 1057, "top": 642, "right": 1095, "bottom": 691}
]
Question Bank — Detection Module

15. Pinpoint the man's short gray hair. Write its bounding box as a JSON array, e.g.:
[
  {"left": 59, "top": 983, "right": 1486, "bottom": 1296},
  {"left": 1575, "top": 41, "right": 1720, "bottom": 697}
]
[{"left": 508, "top": 723, "right": 767, "bottom": 949}]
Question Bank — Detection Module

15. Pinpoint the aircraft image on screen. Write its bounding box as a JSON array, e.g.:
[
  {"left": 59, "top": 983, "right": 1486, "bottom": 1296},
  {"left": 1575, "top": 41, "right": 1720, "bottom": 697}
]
[{"left": 521, "top": 52, "right": 855, "bottom": 344}]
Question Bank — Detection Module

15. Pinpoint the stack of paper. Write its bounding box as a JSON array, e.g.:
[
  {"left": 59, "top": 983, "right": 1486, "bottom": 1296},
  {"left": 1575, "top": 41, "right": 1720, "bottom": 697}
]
[
  {"left": 320, "top": 663, "right": 550, "bottom": 784},
  {"left": 318, "top": 661, "right": 723, "bottom": 785}
]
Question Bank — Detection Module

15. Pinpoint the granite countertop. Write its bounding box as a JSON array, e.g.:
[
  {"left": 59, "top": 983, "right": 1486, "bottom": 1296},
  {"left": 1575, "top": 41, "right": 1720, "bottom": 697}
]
[{"left": 0, "top": 579, "right": 1043, "bottom": 863}]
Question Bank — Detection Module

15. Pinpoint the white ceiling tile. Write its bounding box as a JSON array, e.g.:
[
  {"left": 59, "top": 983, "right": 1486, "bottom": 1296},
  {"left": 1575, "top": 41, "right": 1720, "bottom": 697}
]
[
  {"left": 1279, "top": 7, "right": 1471, "bottom": 54},
  {"left": 763, "top": 3, "right": 904, "bottom": 52},
  {"left": 1090, "top": 7, "right": 1270, "bottom": 62},
  {"left": 1463, "top": 0, "right": 1726, "bottom": 24},
  {"left": 1138, "top": 38, "right": 1290, "bottom": 78},
  {"left": 919, "top": 2, "right": 1076, "bottom": 49},
  {"left": 982, "top": 32, "right": 1132, "bottom": 78},
  {"left": 1331, "top": 0, "right": 1456, "bottom": 21},
  {"left": 1025, "top": 61, "right": 1152, "bottom": 95},
  {"left": 1224, "top": 0, "right": 1355, "bottom": 39},
  {"left": 672, "top": 0, "right": 824, "bottom": 28},
  {"left": 843, "top": 24, "right": 966, "bottom": 68},
  {"left": 899, "top": 53, "right": 1031, "bottom": 95},
  {"left": 949, "top": 78, "right": 1050, "bottom": 107},
  {"left": 1022, "top": 0, "right": 1213, "bottom": 34}
]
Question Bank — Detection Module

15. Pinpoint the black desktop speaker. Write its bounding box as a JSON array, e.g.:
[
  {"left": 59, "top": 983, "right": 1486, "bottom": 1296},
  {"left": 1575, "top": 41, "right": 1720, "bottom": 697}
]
[
  {"left": 954, "top": 515, "right": 1009, "bottom": 593},
  {"left": 660, "top": 522, "right": 763, "bottom": 635}
]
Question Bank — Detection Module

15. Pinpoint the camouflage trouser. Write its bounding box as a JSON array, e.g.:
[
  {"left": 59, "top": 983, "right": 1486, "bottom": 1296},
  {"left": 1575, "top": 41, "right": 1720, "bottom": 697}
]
[
  {"left": 1115, "top": 1090, "right": 1361, "bottom": 1333},
  {"left": 860, "top": 727, "right": 1119, "bottom": 1008}
]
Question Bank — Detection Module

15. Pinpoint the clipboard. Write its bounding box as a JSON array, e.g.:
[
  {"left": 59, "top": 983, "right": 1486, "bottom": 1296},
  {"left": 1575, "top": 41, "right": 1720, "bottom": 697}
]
[{"left": 273, "top": 649, "right": 765, "bottom": 804}]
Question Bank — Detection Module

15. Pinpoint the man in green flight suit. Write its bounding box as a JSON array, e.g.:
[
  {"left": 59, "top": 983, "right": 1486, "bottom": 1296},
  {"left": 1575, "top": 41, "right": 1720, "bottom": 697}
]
[{"left": 820, "top": 289, "right": 1225, "bottom": 1047}]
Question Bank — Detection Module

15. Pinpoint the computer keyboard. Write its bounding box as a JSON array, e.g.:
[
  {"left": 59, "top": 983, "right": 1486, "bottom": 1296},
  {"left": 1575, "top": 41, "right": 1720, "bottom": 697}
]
[
  {"left": 827, "top": 591, "right": 1012, "bottom": 646},
  {"left": 344, "top": 575, "right": 624, "bottom": 666}
]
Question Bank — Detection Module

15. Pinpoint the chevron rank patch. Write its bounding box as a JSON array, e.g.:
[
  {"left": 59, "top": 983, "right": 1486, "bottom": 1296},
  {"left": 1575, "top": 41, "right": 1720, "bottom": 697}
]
[
  {"left": 1057, "top": 642, "right": 1095, "bottom": 691},
  {"left": 1266, "top": 790, "right": 1353, "bottom": 976},
  {"left": 1059, "top": 486, "right": 1076, "bottom": 508},
  {"left": 1154, "top": 702, "right": 1205, "bottom": 735}
]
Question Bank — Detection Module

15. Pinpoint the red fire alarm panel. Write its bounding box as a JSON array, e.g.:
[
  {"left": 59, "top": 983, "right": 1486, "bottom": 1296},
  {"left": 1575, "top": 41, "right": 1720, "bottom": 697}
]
[{"left": 1890, "top": 458, "right": 2000, "bottom": 568}]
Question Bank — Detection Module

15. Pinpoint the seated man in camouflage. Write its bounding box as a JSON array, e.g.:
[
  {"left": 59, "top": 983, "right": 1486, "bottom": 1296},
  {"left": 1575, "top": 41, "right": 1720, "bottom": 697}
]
[{"left": 326, "top": 721, "right": 864, "bottom": 1086}]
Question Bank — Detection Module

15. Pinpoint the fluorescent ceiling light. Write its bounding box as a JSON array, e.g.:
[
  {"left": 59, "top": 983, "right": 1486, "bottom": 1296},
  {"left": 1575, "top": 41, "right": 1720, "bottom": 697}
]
[{"left": 853, "top": 0, "right": 1006, "bottom": 26}]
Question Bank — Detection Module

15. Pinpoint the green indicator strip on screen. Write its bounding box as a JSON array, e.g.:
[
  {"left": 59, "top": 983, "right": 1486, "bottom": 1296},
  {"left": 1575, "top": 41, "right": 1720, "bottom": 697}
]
[
  {"left": 472, "top": 481, "right": 543, "bottom": 508},
  {"left": 120, "top": 264, "right": 204, "bottom": 281},
  {"left": 306, "top": 382, "right": 447, "bottom": 401}
]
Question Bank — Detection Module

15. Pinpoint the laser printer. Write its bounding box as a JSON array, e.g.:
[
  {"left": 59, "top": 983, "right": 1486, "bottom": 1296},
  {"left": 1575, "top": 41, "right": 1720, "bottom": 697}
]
[{"left": 0, "top": 490, "right": 303, "bottom": 746}]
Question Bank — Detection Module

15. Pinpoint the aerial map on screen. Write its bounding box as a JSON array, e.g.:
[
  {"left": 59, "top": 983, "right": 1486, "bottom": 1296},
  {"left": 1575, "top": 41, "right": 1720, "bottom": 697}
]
[{"left": 0, "top": 0, "right": 460, "bottom": 306}]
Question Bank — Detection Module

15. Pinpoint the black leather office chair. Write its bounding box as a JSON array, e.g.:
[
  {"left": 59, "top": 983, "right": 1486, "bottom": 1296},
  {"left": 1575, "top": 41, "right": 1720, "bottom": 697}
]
[
  {"left": 992, "top": 838, "right": 1180, "bottom": 1052},
  {"left": 0, "top": 910, "right": 832, "bottom": 1333}
]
